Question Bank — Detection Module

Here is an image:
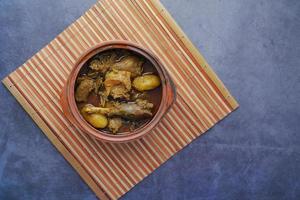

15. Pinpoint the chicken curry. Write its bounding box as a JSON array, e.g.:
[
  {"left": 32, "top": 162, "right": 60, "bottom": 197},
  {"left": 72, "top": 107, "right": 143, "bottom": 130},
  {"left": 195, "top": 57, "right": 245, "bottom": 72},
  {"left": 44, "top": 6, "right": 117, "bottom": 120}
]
[{"left": 75, "top": 49, "right": 162, "bottom": 134}]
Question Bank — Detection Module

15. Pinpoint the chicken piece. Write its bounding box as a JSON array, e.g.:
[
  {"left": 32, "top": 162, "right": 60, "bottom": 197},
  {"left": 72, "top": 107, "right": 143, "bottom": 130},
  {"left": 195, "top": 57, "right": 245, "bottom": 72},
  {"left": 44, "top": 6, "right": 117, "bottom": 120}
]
[
  {"left": 108, "top": 118, "right": 123, "bottom": 133},
  {"left": 110, "top": 100, "right": 153, "bottom": 119},
  {"left": 94, "top": 77, "right": 103, "bottom": 94},
  {"left": 105, "top": 70, "right": 131, "bottom": 90},
  {"left": 75, "top": 77, "right": 95, "bottom": 102},
  {"left": 112, "top": 102, "right": 152, "bottom": 120},
  {"left": 110, "top": 85, "right": 130, "bottom": 99},
  {"left": 111, "top": 55, "right": 143, "bottom": 77},
  {"left": 89, "top": 52, "right": 144, "bottom": 78},
  {"left": 82, "top": 99, "right": 153, "bottom": 120},
  {"left": 104, "top": 70, "right": 131, "bottom": 99},
  {"left": 98, "top": 91, "right": 108, "bottom": 107},
  {"left": 75, "top": 75, "right": 103, "bottom": 102},
  {"left": 89, "top": 52, "right": 118, "bottom": 73},
  {"left": 130, "top": 90, "right": 148, "bottom": 101},
  {"left": 135, "top": 99, "right": 153, "bottom": 109}
]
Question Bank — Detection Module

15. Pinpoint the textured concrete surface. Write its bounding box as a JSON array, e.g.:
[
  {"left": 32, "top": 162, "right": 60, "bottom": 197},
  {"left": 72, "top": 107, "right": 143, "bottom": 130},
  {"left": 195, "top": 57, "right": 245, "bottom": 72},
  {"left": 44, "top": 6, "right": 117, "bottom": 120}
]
[{"left": 1, "top": 0, "right": 300, "bottom": 199}]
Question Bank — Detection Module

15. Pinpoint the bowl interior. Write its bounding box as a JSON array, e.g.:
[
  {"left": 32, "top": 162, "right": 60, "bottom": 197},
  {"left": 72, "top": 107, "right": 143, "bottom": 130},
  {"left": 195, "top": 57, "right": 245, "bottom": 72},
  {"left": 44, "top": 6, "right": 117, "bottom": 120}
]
[{"left": 73, "top": 47, "right": 164, "bottom": 136}]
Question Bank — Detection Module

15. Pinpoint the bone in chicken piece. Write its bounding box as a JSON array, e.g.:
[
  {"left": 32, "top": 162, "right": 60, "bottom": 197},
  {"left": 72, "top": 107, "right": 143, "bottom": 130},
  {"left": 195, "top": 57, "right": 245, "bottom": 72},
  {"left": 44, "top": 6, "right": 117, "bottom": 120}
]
[
  {"left": 89, "top": 53, "right": 143, "bottom": 77},
  {"left": 75, "top": 75, "right": 103, "bottom": 102},
  {"left": 82, "top": 99, "right": 153, "bottom": 120},
  {"left": 104, "top": 69, "right": 131, "bottom": 99},
  {"left": 75, "top": 77, "right": 95, "bottom": 102},
  {"left": 111, "top": 55, "right": 143, "bottom": 77}
]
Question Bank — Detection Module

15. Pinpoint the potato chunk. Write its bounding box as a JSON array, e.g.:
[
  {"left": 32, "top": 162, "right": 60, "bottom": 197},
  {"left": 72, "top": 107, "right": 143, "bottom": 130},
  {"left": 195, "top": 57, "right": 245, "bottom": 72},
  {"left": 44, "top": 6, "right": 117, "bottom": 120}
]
[
  {"left": 81, "top": 104, "right": 108, "bottom": 128},
  {"left": 133, "top": 74, "right": 161, "bottom": 91}
]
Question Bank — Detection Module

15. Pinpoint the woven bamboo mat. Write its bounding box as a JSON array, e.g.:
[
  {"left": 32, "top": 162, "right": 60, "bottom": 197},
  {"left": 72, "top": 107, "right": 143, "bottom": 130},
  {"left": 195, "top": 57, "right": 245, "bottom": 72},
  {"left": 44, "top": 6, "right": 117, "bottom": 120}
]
[{"left": 2, "top": 0, "right": 238, "bottom": 199}]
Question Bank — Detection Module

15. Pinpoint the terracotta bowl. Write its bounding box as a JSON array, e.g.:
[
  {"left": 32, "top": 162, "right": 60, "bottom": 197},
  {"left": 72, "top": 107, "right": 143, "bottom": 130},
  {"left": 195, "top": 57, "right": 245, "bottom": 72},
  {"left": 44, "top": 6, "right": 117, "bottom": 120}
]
[{"left": 60, "top": 41, "right": 176, "bottom": 143}]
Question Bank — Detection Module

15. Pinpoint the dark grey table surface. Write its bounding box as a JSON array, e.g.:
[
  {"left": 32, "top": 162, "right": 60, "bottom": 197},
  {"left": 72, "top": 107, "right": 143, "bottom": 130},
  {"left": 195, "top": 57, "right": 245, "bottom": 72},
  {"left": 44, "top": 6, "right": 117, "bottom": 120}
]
[{"left": 1, "top": 0, "right": 299, "bottom": 199}]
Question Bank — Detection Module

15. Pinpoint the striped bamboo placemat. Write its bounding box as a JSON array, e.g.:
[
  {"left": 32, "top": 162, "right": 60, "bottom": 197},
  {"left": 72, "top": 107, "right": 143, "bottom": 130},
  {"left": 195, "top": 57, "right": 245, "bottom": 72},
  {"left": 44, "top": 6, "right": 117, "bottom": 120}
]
[{"left": 2, "top": 0, "right": 238, "bottom": 199}]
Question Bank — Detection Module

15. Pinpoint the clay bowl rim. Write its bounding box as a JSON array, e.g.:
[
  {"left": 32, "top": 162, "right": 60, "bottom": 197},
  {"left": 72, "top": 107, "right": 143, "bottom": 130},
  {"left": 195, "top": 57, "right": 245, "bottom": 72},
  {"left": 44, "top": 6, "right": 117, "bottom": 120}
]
[{"left": 64, "top": 40, "right": 174, "bottom": 143}]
